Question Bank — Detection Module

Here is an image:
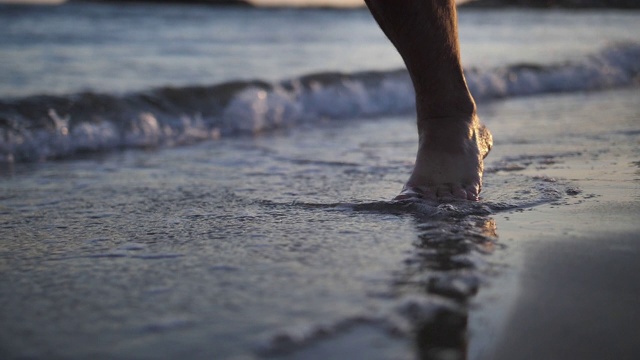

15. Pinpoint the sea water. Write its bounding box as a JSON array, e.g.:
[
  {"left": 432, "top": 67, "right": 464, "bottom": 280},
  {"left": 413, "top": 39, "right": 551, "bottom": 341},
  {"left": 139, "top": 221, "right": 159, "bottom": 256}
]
[
  {"left": 0, "top": 3, "right": 639, "bottom": 360},
  {"left": 1, "top": 4, "right": 640, "bottom": 162}
]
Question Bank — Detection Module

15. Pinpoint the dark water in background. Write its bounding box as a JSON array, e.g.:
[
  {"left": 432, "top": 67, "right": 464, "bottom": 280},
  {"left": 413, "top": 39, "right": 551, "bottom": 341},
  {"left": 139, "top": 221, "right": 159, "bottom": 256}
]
[
  {"left": 2, "top": 3, "right": 639, "bottom": 98},
  {"left": 1, "top": 3, "right": 640, "bottom": 360}
]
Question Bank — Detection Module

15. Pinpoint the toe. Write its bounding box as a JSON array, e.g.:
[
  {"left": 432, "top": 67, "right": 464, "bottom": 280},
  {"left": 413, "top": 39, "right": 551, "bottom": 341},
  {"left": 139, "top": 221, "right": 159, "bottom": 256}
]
[
  {"left": 436, "top": 186, "right": 454, "bottom": 199},
  {"left": 452, "top": 187, "right": 468, "bottom": 199},
  {"left": 394, "top": 186, "right": 423, "bottom": 200},
  {"left": 395, "top": 185, "right": 437, "bottom": 201},
  {"left": 465, "top": 184, "right": 480, "bottom": 201},
  {"left": 419, "top": 186, "right": 437, "bottom": 201}
]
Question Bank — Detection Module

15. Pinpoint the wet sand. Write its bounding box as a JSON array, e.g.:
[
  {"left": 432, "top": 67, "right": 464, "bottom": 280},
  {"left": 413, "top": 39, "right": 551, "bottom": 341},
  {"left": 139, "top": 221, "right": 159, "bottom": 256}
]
[
  {"left": 473, "top": 90, "right": 640, "bottom": 359},
  {"left": 481, "top": 171, "right": 640, "bottom": 359}
]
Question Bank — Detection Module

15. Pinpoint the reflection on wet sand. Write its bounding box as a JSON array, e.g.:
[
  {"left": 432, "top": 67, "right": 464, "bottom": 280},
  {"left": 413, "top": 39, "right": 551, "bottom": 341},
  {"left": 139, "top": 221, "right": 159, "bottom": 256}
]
[{"left": 399, "top": 215, "right": 498, "bottom": 360}]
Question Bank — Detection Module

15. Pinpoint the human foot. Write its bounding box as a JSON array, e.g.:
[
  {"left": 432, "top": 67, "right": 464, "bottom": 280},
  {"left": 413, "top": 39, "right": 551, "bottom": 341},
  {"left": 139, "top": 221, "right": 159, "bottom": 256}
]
[{"left": 395, "top": 116, "right": 492, "bottom": 202}]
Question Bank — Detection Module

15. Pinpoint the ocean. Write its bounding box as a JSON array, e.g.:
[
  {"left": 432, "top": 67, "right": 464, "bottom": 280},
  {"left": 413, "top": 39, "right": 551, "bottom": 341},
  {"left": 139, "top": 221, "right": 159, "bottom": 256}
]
[{"left": 1, "top": 2, "right": 639, "bottom": 360}]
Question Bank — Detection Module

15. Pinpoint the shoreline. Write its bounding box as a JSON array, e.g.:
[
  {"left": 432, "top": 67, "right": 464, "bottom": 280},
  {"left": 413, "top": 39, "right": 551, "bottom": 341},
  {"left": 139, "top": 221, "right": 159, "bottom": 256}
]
[{"left": 472, "top": 135, "right": 640, "bottom": 359}]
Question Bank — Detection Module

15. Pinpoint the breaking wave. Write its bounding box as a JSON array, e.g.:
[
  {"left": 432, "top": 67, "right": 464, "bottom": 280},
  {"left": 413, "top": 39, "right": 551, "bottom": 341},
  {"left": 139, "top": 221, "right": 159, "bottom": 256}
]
[{"left": 1, "top": 42, "right": 639, "bottom": 162}]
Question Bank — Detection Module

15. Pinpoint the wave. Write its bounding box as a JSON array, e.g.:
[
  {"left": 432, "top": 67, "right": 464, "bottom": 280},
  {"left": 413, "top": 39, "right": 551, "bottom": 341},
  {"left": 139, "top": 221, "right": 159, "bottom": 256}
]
[{"left": 1, "top": 42, "right": 639, "bottom": 163}]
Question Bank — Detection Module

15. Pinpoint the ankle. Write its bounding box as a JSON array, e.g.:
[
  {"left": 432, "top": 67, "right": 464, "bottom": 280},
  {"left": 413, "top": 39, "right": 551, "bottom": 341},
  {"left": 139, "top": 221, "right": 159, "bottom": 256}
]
[
  {"left": 415, "top": 91, "right": 477, "bottom": 121},
  {"left": 419, "top": 111, "right": 478, "bottom": 135},
  {"left": 417, "top": 116, "right": 480, "bottom": 154}
]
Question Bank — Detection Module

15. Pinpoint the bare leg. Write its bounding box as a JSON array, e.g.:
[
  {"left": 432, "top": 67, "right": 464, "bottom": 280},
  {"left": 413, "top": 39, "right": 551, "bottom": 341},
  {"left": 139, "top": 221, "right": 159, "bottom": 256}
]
[{"left": 365, "top": 0, "right": 492, "bottom": 201}]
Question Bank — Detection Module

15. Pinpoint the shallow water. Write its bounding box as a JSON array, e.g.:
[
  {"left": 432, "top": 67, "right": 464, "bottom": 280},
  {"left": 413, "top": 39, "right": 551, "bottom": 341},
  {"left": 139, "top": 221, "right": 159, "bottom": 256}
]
[{"left": 4, "top": 84, "right": 638, "bottom": 359}]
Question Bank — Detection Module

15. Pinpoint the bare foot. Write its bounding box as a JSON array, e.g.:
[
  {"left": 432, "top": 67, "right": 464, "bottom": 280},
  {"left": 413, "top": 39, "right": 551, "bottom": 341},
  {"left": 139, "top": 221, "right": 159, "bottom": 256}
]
[{"left": 395, "top": 115, "right": 492, "bottom": 202}]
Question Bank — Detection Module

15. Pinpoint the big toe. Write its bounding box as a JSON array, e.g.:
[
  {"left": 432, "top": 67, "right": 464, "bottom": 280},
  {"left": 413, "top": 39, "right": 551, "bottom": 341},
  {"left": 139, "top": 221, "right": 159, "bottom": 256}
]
[
  {"left": 396, "top": 184, "right": 480, "bottom": 202},
  {"left": 464, "top": 184, "right": 480, "bottom": 201},
  {"left": 394, "top": 185, "right": 436, "bottom": 201},
  {"left": 437, "top": 185, "right": 469, "bottom": 201},
  {"left": 452, "top": 186, "right": 468, "bottom": 199}
]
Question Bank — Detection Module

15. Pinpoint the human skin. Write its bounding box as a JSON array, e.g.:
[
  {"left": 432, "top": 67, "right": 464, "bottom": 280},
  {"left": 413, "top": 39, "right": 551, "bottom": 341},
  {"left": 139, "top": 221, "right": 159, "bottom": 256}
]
[{"left": 364, "top": 0, "right": 492, "bottom": 201}]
